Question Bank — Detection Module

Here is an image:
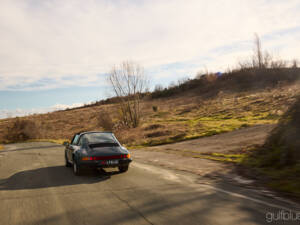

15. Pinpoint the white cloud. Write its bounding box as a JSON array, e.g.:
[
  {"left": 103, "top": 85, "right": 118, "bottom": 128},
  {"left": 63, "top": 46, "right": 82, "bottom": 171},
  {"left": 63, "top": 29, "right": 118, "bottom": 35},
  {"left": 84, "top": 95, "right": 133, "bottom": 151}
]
[
  {"left": 0, "top": 0, "right": 300, "bottom": 90},
  {"left": 0, "top": 102, "right": 87, "bottom": 119}
]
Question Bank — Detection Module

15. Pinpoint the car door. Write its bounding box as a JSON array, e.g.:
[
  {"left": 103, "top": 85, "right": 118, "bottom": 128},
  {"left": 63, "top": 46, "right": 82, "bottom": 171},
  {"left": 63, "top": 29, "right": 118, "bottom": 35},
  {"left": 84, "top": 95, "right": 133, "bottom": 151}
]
[{"left": 68, "top": 134, "right": 80, "bottom": 163}]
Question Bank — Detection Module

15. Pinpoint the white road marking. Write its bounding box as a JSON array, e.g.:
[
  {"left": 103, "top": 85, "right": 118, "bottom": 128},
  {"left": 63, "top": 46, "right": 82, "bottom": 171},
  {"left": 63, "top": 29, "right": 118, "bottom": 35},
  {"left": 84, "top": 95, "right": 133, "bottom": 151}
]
[
  {"left": 200, "top": 184, "right": 300, "bottom": 213},
  {"left": 132, "top": 161, "right": 300, "bottom": 213}
]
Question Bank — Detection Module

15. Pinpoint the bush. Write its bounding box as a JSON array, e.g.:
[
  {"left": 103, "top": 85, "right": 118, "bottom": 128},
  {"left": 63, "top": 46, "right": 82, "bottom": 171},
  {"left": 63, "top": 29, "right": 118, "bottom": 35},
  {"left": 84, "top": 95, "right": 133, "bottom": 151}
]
[
  {"left": 97, "top": 110, "right": 114, "bottom": 131},
  {"left": 4, "top": 118, "right": 40, "bottom": 142},
  {"left": 241, "top": 96, "right": 300, "bottom": 197},
  {"left": 152, "top": 105, "right": 158, "bottom": 112},
  {"left": 263, "top": 95, "right": 300, "bottom": 166},
  {"left": 144, "top": 124, "right": 164, "bottom": 130},
  {"left": 146, "top": 130, "right": 171, "bottom": 138}
]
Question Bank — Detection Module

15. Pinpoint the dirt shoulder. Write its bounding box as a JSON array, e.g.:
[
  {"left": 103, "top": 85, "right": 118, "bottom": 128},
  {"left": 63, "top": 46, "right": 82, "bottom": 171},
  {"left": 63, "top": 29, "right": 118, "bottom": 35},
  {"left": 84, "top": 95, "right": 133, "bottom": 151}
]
[
  {"left": 147, "top": 124, "right": 275, "bottom": 154},
  {"left": 131, "top": 124, "right": 275, "bottom": 183},
  {"left": 132, "top": 148, "right": 232, "bottom": 179}
]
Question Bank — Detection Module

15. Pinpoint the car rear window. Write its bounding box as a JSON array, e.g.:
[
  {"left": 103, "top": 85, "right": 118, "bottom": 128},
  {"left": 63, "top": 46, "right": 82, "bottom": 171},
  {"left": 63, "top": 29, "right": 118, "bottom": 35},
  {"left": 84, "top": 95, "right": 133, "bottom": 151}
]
[{"left": 81, "top": 133, "right": 118, "bottom": 144}]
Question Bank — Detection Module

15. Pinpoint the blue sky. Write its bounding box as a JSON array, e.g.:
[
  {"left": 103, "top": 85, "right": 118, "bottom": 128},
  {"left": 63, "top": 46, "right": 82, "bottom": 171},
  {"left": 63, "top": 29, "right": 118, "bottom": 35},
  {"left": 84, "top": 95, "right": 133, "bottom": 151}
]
[
  {"left": 0, "top": 87, "right": 103, "bottom": 110},
  {"left": 1, "top": 0, "right": 300, "bottom": 118}
]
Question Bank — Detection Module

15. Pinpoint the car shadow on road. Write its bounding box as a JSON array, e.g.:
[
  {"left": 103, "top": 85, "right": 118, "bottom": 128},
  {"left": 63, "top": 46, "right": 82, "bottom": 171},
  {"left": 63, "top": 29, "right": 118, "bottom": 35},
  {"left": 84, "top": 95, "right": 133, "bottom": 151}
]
[{"left": 0, "top": 166, "right": 121, "bottom": 190}]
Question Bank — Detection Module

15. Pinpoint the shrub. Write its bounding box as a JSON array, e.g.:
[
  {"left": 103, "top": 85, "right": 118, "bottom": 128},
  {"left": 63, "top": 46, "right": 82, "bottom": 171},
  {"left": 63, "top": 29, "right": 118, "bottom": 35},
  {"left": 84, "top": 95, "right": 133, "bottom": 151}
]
[
  {"left": 152, "top": 105, "right": 158, "bottom": 112},
  {"left": 260, "top": 95, "right": 300, "bottom": 167},
  {"left": 144, "top": 124, "right": 164, "bottom": 130},
  {"left": 146, "top": 130, "right": 171, "bottom": 138},
  {"left": 97, "top": 110, "right": 114, "bottom": 131},
  {"left": 4, "top": 118, "right": 40, "bottom": 142}
]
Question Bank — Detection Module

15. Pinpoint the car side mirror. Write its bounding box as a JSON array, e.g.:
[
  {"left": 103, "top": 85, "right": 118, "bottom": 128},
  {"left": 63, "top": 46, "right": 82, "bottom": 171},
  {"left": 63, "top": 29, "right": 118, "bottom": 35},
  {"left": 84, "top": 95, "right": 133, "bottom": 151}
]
[{"left": 63, "top": 141, "right": 69, "bottom": 146}]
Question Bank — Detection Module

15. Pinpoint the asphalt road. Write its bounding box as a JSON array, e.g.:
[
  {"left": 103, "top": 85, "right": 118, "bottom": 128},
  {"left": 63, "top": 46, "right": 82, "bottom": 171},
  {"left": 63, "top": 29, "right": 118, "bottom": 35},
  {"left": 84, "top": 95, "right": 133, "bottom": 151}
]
[{"left": 0, "top": 142, "right": 299, "bottom": 225}]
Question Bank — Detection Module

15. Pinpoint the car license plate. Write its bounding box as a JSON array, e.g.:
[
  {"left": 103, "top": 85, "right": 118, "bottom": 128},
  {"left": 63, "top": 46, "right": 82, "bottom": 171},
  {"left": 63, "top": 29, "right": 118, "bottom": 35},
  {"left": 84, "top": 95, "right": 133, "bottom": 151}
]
[{"left": 106, "top": 160, "right": 119, "bottom": 165}]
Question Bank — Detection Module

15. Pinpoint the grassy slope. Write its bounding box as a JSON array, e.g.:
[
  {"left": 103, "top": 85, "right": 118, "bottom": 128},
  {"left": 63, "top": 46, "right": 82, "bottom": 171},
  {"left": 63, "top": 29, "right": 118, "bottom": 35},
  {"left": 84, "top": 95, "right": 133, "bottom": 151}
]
[
  {"left": 0, "top": 82, "right": 299, "bottom": 147},
  {"left": 126, "top": 83, "right": 299, "bottom": 147}
]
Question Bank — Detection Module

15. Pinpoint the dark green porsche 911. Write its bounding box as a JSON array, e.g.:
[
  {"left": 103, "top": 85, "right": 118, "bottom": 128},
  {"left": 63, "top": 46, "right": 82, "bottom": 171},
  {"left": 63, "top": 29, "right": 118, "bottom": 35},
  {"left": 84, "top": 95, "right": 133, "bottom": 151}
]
[{"left": 64, "top": 131, "right": 132, "bottom": 175}]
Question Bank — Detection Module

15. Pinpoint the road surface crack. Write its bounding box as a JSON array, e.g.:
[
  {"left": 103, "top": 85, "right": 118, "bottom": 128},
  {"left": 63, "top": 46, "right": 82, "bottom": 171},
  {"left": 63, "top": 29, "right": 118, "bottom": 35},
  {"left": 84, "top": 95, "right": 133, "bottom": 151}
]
[{"left": 111, "top": 190, "right": 155, "bottom": 225}]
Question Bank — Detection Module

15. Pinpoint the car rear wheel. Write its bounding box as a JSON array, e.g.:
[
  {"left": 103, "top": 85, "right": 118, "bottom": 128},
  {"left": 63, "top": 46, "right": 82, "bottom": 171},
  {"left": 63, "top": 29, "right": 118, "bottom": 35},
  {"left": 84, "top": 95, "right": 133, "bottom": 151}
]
[
  {"left": 73, "top": 160, "right": 81, "bottom": 175},
  {"left": 118, "top": 165, "right": 129, "bottom": 172}
]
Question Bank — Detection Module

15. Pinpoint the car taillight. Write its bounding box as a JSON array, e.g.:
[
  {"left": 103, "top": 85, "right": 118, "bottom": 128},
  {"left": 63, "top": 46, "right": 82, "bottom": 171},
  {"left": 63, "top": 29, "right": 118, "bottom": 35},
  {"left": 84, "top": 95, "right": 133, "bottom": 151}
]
[
  {"left": 82, "top": 154, "right": 130, "bottom": 161},
  {"left": 81, "top": 157, "right": 92, "bottom": 161},
  {"left": 118, "top": 154, "right": 130, "bottom": 158}
]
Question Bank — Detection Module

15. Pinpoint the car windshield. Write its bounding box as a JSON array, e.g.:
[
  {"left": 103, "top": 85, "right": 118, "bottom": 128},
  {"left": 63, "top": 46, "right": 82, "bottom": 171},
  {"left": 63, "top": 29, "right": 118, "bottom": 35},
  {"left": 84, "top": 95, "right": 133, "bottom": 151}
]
[{"left": 81, "top": 132, "right": 118, "bottom": 144}]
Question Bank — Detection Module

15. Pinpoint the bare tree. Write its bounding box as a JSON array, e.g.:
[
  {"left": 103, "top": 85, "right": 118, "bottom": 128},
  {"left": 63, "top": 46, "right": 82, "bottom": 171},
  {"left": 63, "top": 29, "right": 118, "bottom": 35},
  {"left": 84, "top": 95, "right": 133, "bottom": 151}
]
[
  {"left": 253, "top": 33, "right": 264, "bottom": 69},
  {"left": 291, "top": 59, "right": 298, "bottom": 68},
  {"left": 237, "top": 33, "right": 291, "bottom": 70},
  {"left": 177, "top": 77, "right": 189, "bottom": 86},
  {"left": 108, "top": 61, "right": 149, "bottom": 128},
  {"left": 263, "top": 51, "right": 273, "bottom": 68},
  {"left": 154, "top": 84, "right": 164, "bottom": 92}
]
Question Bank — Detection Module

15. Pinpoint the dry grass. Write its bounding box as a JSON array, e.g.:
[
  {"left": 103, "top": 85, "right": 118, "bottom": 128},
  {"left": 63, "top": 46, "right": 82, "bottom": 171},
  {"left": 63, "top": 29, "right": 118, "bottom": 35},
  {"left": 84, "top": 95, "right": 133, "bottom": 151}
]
[{"left": 0, "top": 82, "right": 299, "bottom": 147}]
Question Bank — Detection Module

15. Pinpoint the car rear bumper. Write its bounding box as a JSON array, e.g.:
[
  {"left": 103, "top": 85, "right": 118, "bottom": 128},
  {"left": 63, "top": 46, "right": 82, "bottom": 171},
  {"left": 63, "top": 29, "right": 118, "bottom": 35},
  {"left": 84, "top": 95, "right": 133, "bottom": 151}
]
[{"left": 78, "top": 158, "right": 132, "bottom": 168}]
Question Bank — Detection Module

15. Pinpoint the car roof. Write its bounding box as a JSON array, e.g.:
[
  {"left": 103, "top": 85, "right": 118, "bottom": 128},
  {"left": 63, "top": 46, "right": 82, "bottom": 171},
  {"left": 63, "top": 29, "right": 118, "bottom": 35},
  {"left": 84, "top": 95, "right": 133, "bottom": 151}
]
[{"left": 77, "top": 131, "right": 113, "bottom": 136}]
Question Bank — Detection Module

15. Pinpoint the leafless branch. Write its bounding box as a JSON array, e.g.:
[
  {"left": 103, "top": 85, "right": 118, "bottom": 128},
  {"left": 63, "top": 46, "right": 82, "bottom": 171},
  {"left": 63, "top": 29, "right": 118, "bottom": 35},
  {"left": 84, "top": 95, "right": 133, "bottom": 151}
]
[{"left": 107, "top": 61, "right": 149, "bottom": 128}]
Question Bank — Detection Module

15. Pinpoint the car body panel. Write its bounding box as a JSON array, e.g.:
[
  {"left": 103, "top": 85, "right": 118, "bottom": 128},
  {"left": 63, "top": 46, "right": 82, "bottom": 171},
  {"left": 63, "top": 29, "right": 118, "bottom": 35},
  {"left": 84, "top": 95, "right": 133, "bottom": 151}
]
[{"left": 65, "top": 131, "right": 132, "bottom": 170}]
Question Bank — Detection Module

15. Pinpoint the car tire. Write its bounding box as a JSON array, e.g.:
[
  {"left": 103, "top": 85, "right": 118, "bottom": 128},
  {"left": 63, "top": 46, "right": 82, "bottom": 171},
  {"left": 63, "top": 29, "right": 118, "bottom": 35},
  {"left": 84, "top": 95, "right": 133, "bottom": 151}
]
[
  {"left": 65, "top": 153, "right": 72, "bottom": 167},
  {"left": 73, "top": 160, "right": 81, "bottom": 176},
  {"left": 118, "top": 165, "right": 129, "bottom": 172}
]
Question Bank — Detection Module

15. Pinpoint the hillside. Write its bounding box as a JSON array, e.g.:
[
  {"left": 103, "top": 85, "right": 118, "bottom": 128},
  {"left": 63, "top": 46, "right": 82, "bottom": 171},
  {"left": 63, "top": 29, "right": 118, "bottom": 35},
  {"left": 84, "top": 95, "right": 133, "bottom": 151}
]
[{"left": 0, "top": 72, "right": 300, "bottom": 147}]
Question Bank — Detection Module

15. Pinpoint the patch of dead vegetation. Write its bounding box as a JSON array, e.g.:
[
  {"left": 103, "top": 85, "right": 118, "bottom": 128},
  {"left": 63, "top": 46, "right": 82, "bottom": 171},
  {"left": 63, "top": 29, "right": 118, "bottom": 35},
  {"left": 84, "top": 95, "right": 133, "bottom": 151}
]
[
  {"left": 144, "top": 124, "right": 165, "bottom": 130},
  {"left": 146, "top": 130, "right": 171, "bottom": 138}
]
